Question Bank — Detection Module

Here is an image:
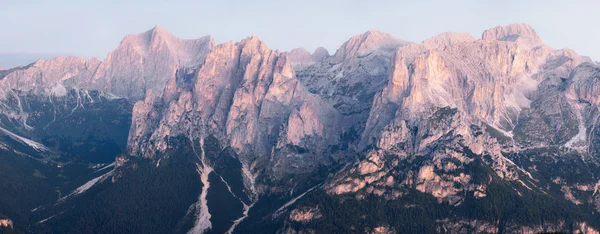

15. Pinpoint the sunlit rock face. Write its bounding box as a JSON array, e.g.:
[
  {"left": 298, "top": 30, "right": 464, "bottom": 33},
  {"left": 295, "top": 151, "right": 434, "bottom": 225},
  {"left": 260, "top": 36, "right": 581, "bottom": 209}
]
[
  {"left": 4, "top": 23, "right": 600, "bottom": 233},
  {"left": 362, "top": 23, "right": 589, "bottom": 152},
  {"left": 0, "top": 56, "right": 101, "bottom": 97},
  {"left": 0, "top": 26, "right": 214, "bottom": 101},
  {"left": 90, "top": 26, "right": 214, "bottom": 100},
  {"left": 325, "top": 23, "right": 600, "bottom": 210},
  {"left": 127, "top": 35, "right": 347, "bottom": 186},
  {"left": 482, "top": 23, "right": 543, "bottom": 48}
]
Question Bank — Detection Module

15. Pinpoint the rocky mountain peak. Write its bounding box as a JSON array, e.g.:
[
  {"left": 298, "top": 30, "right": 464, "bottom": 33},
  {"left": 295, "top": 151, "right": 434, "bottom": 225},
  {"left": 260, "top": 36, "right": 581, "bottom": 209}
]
[
  {"left": 238, "top": 34, "right": 269, "bottom": 56},
  {"left": 90, "top": 26, "right": 215, "bottom": 100},
  {"left": 482, "top": 23, "right": 542, "bottom": 47},
  {"left": 312, "top": 47, "right": 330, "bottom": 61},
  {"left": 332, "top": 29, "right": 409, "bottom": 62},
  {"left": 286, "top": 48, "right": 313, "bottom": 67},
  {"left": 423, "top": 32, "right": 476, "bottom": 46}
]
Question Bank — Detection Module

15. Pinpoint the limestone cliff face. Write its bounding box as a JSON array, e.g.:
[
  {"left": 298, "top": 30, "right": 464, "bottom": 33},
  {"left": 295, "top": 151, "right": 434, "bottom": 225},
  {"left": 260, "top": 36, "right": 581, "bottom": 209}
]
[
  {"left": 482, "top": 23, "right": 543, "bottom": 48},
  {"left": 0, "top": 56, "right": 101, "bottom": 97},
  {"left": 568, "top": 62, "right": 600, "bottom": 105},
  {"left": 362, "top": 24, "right": 588, "bottom": 151},
  {"left": 0, "top": 218, "right": 13, "bottom": 229},
  {"left": 292, "top": 30, "right": 410, "bottom": 148},
  {"left": 0, "top": 26, "right": 214, "bottom": 101},
  {"left": 90, "top": 26, "right": 214, "bottom": 100},
  {"left": 0, "top": 26, "right": 214, "bottom": 143},
  {"left": 331, "top": 30, "right": 408, "bottom": 63},
  {"left": 328, "top": 24, "right": 600, "bottom": 211},
  {"left": 285, "top": 47, "right": 330, "bottom": 68},
  {"left": 127, "top": 35, "right": 344, "bottom": 181}
]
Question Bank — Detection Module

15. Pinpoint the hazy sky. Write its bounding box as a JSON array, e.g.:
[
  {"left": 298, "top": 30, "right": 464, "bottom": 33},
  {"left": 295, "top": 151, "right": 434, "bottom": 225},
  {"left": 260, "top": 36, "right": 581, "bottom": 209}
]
[{"left": 1, "top": 0, "right": 598, "bottom": 61}]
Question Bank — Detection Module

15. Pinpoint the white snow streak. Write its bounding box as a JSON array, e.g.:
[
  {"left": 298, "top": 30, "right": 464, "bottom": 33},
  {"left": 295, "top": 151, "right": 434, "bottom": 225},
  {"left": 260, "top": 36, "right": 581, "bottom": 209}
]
[
  {"left": 62, "top": 169, "right": 114, "bottom": 200},
  {"left": 37, "top": 211, "right": 66, "bottom": 224},
  {"left": 0, "top": 126, "right": 49, "bottom": 152},
  {"left": 93, "top": 162, "right": 116, "bottom": 173},
  {"left": 273, "top": 184, "right": 321, "bottom": 218}
]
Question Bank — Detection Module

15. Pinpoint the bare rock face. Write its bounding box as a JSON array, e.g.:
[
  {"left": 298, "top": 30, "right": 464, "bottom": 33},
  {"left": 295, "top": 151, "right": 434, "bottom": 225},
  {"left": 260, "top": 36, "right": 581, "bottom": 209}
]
[
  {"left": 0, "top": 26, "right": 215, "bottom": 145},
  {"left": 4, "top": 24, "right": 599, "bottom": 233},
  {"left": 289, "top": 207, "right": 322, "bottom": 222},
  {"left": 568, "top": 62, "right": 600, "bottom": 105},
  {"left": 127, "top": 35, "right": 347, "bottom": 185},
  {"left": 0, "top": 56, "right": 101, "bottom": 97},
  {"left": 327, "top": 23, "right": 600, "bottom": 213},
  {"left": 312, "top": 47, "right": 330, "bottom": 62},
  {"left": 0, "top": 26, "right": 214, "bottom": 101},
  {"left": 286, "top": 47, "right": 331, "bottom": 68},
  {"left": 293, "top": 30, "right": 410, "bottom": 146},
  {"left": 88, "top": 26, "right": 215, "bottom": 100},
  {"left": 362, "top": 28, "right": 587, "bottom": 150},
  {"left": 482, "top": 23, "right": 543, "bottom": 48},
  {"left": 331, "top": 30, "right": 408, "bottom": 63},
  {"left": 286, "top": 48, "right": 314, "bottom": 68}
]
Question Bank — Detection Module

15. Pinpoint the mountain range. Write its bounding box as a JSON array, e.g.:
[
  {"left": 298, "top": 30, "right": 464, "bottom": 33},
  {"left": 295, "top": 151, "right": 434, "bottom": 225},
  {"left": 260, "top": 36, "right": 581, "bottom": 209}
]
[{"left": 0, "top": 23, "right": 600, "bottom": 234}]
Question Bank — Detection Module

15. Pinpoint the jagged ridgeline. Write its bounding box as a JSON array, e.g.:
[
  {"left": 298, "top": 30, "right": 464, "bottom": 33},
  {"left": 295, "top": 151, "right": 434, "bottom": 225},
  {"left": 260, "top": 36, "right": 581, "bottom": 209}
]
[{"left": 0, "top": 24, "right": 599, "bottom": 234}]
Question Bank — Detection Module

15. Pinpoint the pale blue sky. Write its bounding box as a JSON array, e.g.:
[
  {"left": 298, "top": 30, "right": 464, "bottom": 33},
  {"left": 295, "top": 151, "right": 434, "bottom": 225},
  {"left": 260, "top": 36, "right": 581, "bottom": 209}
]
[{"left": 0, "top": 0, "right": 598, "bottom": 60}]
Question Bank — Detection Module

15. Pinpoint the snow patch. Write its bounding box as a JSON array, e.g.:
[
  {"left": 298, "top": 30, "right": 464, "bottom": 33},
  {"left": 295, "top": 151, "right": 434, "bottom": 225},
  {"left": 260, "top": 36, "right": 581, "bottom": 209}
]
[
  {"left": 0, "top": 126, "right": 49, "bottom": 152},
  {"left": 93, "top": 162, "right": 115, "bottom": 173},
  {"left": 63, "top": 169, "right": 114, "bottom": 199},
  {"left": 37, "top": 211, "right": 66, "bottom": 224},
  {"left": 273, "top": 184, "right": 322, "bottom": 218}
]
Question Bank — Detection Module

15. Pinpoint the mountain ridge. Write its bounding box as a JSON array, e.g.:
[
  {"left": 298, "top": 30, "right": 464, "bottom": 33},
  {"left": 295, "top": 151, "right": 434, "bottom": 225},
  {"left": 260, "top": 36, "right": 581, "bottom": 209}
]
[{"left": 1, "top": 23, "right": 600, "bottom": 234}]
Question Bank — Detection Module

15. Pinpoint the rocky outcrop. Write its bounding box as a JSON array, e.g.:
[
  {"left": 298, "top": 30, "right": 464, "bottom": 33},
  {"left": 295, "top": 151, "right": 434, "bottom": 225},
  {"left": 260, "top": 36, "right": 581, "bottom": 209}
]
[
  {"left": 286, "top": 47, "right": 331, "bottom": 68},
  {"left": 289, "top": 207, "right": 322, "bottom": 222},
  {"left": 0, "top": 26, "right": 214, "bottom": 146},
  {"left": 0, "top": 56, "right": 101, "bottom": 97},
  {"left": 482, "top": 23, "right": 543, "bottom": 48},
  {"left": 312, "top": 47, "right": 330, "bottom": 62},
  {"left": 0, "top": 218, "right": 13, "bottom": 229},
  {"left": 324, "top": 23, "right": 600, "bottom": 213},
  {"left": 568, "top": 62, "right": 600, "bottom": 105}
]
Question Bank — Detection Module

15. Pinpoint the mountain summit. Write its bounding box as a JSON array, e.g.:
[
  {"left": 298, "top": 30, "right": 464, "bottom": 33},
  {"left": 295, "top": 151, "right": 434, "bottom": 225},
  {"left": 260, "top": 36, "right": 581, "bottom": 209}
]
[
  {"left": 482, "top": 23, "right": 543, "bottom": 47},
  {"left": 332, "top": 30, "right": 409, "bottom": 62}
]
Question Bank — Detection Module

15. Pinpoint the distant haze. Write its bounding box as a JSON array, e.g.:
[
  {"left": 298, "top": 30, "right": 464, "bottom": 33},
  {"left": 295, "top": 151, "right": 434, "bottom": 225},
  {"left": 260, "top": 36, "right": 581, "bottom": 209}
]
[
  {"left": 0, "top": 0, "right": 598, "bottom": 66},
  {"left": 0, "top": 53, "right": 66, "bottom": 69}
]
